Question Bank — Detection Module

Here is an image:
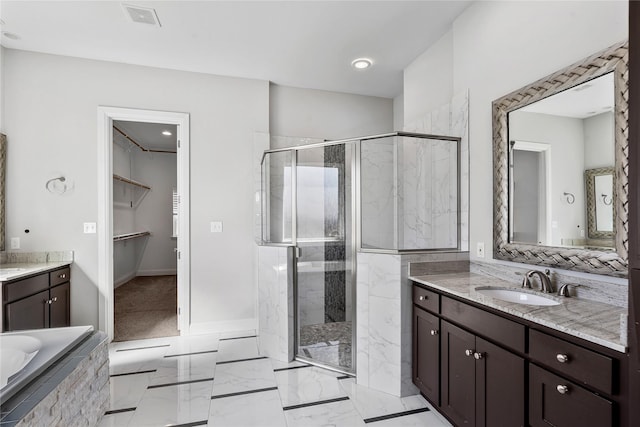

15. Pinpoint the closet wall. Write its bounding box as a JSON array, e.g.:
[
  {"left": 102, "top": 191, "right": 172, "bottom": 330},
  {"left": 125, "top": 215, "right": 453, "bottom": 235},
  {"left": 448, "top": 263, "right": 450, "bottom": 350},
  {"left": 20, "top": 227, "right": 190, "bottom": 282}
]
[{"left": 113, "top": 127, "right": 177, "bottom": 287}]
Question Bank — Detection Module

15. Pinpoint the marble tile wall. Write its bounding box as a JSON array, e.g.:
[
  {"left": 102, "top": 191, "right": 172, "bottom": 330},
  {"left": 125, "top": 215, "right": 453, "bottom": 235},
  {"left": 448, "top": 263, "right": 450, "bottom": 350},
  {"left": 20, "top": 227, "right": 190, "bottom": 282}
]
[
  {"left": 404, "top": 91, "right": 470, "bottom": 252},
  {"left": 356, "top": 251, "right": 467, "bottom": 397},
  {"left": 0, "top": 250, "right": 74, "bottom": 264},
  {"left": 470, "top": 261, "right": 628, "bottom": 308},
  {"left": 257, "top": 245, "right": 294, "bottom": 362}
]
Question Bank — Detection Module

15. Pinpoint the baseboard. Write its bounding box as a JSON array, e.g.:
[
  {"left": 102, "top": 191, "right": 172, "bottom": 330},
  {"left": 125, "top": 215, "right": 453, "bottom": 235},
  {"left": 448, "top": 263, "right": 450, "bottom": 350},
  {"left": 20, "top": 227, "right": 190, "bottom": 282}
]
[
  {"left": 114, "top": 272, "right": 136, "bottom": 288},
  {"left": 188, "top": 318, "right": 257, "bottom": 336},
  {"left": 136, "top": 269, "right": 177, "bottom": 276}
]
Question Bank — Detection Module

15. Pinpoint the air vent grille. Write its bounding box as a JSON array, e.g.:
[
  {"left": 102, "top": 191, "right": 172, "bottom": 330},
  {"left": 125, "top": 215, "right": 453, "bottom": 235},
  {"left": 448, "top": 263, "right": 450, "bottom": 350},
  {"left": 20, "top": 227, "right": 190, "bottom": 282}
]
[{"left": 122, "top": 4, "right": 161, "bottom": 27}]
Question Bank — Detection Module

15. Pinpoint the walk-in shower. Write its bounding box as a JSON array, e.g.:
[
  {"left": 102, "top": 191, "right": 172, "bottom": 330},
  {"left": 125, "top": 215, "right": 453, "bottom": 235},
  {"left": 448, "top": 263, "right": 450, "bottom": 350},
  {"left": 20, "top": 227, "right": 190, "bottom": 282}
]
[{"left": 261, "top": 132, "right": 460, "bottom": 373}]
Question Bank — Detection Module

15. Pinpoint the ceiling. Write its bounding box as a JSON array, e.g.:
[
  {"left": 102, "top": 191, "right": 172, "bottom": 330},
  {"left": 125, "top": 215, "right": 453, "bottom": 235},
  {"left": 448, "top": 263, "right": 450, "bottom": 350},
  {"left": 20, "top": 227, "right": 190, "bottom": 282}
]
[{"left": 0, "top": 1, "right": 472, "bottom": 98}]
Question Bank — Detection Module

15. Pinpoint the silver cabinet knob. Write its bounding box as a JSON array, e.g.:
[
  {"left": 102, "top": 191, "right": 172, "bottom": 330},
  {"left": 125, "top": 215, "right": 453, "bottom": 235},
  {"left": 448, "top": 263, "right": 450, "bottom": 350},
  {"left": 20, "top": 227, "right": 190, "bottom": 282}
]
[
  {"left": 556, "top": 385, "right": 569, "bottom": 394},
  {"left": 430, "top": 330, "right": 438, "bottom": 336},
  {"left": 52, "top": 297, "right": 58, "bottom": 303},
  {"left": 465, "top": 349, "right": 474, "bottom": 357},
  {"left": 419, "top": 295, "right": 425, "bottom": 301},
  {"left": 59, "top": 273, "right": 66, "bottom": 279},
  {"left": 474, "top": 352, "right": 484, "bottom": 360},
  {"left": 556, "top": 354, "right": 569, "bottom": 363}
]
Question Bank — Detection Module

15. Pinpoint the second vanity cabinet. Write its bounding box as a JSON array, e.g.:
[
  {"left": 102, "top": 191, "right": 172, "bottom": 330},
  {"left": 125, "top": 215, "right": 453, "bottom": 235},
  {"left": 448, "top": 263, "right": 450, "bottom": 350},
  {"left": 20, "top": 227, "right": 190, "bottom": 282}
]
[
  {"left": 413, "top": 282, "right": 626, "bottom": 427},
  {"left": 2, "top": 266, "right": 71, "bottom": 331}
]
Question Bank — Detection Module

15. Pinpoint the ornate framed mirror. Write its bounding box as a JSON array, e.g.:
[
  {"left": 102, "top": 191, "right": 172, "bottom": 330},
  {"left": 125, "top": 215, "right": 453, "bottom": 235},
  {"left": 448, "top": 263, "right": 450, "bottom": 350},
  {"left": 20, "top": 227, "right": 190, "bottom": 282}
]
[{"left": 493, "top": 41, "right": 628, "bottom": 277}]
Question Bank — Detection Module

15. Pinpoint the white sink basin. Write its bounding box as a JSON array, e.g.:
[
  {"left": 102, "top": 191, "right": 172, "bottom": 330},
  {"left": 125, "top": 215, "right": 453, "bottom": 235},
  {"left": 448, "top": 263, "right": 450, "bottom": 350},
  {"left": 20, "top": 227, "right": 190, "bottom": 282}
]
[{"left": 475, "top": 287, "right": 561, "bottom": 306}]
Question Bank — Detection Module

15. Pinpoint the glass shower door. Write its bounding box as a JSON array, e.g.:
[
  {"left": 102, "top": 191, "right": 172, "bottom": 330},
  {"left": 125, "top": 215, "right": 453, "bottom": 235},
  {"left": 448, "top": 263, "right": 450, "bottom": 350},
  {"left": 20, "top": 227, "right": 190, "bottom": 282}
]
[{"left": 295, "top": 144, "right": 355, "bottom": 373}]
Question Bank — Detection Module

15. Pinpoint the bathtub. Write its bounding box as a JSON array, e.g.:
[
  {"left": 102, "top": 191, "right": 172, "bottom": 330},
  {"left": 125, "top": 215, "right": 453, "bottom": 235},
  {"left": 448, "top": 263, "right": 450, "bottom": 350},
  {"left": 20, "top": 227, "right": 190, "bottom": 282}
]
[{"left": 0, "top": 325, "right": 93, "bottom": 405}]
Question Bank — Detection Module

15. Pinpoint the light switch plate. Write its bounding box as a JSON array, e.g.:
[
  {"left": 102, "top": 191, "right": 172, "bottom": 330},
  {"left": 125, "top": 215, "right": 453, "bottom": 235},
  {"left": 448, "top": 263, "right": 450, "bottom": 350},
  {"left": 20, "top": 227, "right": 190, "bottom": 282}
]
[
  {"left": 83, "top": 222, "right": 97, "bottom": 234},
  {"left": 211, "top": 221, "right": 223, "bottom": 233},
  {"left": 10, "top": 237, "right": 20, "bottom": 249}
]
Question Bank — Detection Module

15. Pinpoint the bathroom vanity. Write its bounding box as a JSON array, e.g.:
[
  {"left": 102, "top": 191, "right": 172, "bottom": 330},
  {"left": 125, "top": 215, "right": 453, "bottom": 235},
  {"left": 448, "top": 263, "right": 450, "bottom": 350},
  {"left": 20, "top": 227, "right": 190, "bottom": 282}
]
[
  {"left": 411, "top": 273, "right": 629, "bottom": 427},
  {"left": 1, "top": 264, "right": 71, "bottom": 332}
]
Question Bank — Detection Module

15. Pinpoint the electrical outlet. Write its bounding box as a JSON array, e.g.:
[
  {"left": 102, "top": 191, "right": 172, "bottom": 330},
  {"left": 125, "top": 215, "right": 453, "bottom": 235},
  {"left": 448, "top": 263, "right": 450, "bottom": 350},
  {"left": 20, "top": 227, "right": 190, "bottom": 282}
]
[
  {"left": 211, "top": 221, "right": 223, "bottom": 233},
  {"left": 477, "top": 242, "right": 485, "bottom": 258},
  {"left": 83, "top": 222, "right": 97, "bottom": 234},
  {"left": 10, "top": 237, "right": 20, "bottom": 249}
]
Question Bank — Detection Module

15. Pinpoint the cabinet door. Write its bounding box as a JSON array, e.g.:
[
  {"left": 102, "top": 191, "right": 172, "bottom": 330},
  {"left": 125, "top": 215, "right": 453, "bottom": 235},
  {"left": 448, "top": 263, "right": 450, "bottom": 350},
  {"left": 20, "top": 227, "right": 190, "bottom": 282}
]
[
  {"left": 441, "top": 320, "right": 476, "bottom": 427},
  {"left": 476, "top": 337, "right": 525, "bottom": 427},
  {"left": 4, "top": 289, "right": 50, "bottom": 331},
  {"left": 529, "top": 364, "right": 612, "bottom": 427},
  {"left": 49, "top": 282, "right": 70, "bottom": 328},
  {"left": 413, "top": 307, "right": 440, "bottom": 404}
]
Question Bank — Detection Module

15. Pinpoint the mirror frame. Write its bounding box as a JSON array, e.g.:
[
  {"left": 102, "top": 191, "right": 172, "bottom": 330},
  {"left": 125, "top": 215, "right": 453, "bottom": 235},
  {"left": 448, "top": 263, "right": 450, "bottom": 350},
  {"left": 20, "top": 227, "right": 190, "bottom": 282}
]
[
  {"left": 492, "top": 41, "right": 628, "bottom": 277},
  {"left": 585, "top": 167, "right": 615, "bottom": 241}
]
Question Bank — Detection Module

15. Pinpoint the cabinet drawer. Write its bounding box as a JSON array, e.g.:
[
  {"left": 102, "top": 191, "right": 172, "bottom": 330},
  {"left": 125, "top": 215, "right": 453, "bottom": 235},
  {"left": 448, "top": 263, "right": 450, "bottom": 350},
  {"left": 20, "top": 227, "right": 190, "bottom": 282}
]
[
  {"left": 529, "top": 364, "right": 612, "bottom": 427},
  {"left": 441, "top": 296, "right": 525, "bottom": 353},
  {"left": 3, "top": 273, "right": 49, "bottom": 303},
  {"left": 413, "top": 285, "right": 439, "bottom": 313},
  {"left": 529, "top": 329, "right": 613, "bottom": 394},
  {"left": 50, "top": 267, "right": 70, "bottom": 287}
]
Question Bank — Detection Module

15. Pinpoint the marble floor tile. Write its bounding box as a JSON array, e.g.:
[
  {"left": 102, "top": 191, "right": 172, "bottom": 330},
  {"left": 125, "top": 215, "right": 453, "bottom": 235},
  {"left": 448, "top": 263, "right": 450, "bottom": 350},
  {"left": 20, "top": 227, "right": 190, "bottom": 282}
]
[
  {"left": 283, "top": 399, "right": 366, "bottom": 427},
  {"left": 369, "top": 410, "right": 451, "bottom": 426},
  {"left": 209, "top": 389, "right": 286, "bottom": 427},
  {"left": 128, "top": 380, "right": 214, "bottom": 427},
  {"left": 212, "top": 357, "right": 277, "bottom": 396},
  {"left": 339, "top": 378, "right": 428, "bottom": 419},
  {"left": 275, "top": 366, "right": 346, "bottom": 406},
  {"left": 217, "top": 336, "right": 260, "bottom": 362},
  {"left": 97, "top": 410, "right": 135, "bottom": 427},
  {"left": 148, "top": 352, "right": 218, "bottom": 387},
  {"left": 108, "top": 372, "right": 153, "bottom": 410},
  {"left": 108, "top": 345, "right": 168, "bottom": 376},
  {"left": 269, "top": 359, "right": 309, "bottom": 371},
  {"left": 164, "top": 333, "right": 220, "bottom": 356}
]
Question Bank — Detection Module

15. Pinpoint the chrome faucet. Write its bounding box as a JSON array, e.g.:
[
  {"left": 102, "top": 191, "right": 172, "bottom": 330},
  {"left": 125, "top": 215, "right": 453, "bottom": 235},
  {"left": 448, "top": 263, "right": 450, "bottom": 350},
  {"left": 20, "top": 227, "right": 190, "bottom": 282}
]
[{"left": 522, "top": 269, "right": 554, "bottom": 293}]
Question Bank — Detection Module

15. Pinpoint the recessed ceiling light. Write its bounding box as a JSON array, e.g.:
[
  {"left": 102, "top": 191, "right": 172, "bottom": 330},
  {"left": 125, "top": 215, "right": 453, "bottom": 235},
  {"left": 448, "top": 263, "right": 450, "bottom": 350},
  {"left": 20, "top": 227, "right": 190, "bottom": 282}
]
[
  {"left": 351, "top": 58, "right": 372, "bottom": 70},
  {"left": 162, "top": 130, "right": 172, "bottom": 136},
  {"left": 2, "top": 31, "right": 19, "bottom": 40}
]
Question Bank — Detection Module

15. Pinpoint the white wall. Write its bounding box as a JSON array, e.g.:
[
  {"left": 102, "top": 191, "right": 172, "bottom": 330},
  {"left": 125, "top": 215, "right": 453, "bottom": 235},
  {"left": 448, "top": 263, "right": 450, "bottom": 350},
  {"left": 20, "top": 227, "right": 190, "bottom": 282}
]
[
  {"left": 269, "top": 84, "right": 393, "bottom": 141},
  {"left": 3, "top": 49, "right": 269, "bottom": 330},
  {"left": 133, "top": 149, "right": 177, "bottom": 276},
  {"left": 403, "top": 30, "right": 453, "bottom": 126},
  {"left": 404, "top": 0, "right": 627, "bottom": 262}
]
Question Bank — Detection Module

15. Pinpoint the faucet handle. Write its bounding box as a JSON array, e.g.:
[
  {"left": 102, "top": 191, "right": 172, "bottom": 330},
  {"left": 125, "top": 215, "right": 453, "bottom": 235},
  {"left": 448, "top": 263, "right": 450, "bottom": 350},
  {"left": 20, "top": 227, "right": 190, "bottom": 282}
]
[{"left": 557, "top": 283, "right": 580, "bottom": 297}]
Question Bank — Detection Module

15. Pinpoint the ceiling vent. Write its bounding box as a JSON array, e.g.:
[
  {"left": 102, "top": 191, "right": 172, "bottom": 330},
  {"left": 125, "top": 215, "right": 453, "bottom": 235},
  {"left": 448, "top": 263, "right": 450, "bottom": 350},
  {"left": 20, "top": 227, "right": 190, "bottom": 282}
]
[{"left": 122, "top": 4, "right": 161, "bottom": 27}]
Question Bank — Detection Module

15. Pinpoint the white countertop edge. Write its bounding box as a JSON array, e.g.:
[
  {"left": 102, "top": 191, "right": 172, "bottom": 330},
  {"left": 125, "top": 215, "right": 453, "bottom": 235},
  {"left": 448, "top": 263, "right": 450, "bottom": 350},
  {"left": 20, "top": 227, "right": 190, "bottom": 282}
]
[
  {"left": 410, "top": 274, "right": 627, "bottom": 354},
  {"left": 0, "top": 262, "right": 73, "bottom": 282}
]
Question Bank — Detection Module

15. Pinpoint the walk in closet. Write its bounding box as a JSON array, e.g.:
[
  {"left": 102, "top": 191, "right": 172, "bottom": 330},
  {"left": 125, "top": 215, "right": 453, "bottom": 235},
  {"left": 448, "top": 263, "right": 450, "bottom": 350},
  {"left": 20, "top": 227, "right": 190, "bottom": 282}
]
[{"left": 112, "top": 121, "right": 179, "bottom": 341}]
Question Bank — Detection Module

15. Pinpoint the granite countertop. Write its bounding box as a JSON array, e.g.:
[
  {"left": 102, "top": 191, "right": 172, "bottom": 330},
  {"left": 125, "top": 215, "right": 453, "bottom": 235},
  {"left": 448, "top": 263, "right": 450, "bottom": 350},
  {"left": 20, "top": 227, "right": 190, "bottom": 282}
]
[
  {"left": 0, "top": 262, "right": 72, "bottom": 282},
  {"left": 410, "top": 272, "right": 627, "bottom": 353}
]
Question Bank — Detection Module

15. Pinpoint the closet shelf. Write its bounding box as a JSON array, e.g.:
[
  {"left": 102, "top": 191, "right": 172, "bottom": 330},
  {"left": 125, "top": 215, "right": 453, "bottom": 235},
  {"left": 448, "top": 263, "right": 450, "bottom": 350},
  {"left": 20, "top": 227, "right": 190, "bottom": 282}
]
[
  {"left": 113, "top": 231, "right": 151, "bottom": 242},
  {"left": 113, "top": 174, "right": 151, "bottom": 190}
]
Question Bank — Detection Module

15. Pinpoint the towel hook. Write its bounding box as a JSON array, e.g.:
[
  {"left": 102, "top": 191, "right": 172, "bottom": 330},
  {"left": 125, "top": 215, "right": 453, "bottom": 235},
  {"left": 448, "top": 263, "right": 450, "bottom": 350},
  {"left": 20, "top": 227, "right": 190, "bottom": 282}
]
[
  {"left": 45, "top": 176, "right": 67, "bottom": 194},
  {"left": 563, "top": 192, "right": 575, "bottom": 204},
  {"left": 601, "top": 194, "right": 612, "bottom": 206}
]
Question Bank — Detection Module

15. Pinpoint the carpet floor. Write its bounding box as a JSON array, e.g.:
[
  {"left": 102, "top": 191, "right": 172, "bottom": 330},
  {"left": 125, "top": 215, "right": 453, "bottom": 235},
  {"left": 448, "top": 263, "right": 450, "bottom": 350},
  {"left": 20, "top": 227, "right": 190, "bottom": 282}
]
[{"left": 114, "top": 275, "right": 179, "bottom": 342}]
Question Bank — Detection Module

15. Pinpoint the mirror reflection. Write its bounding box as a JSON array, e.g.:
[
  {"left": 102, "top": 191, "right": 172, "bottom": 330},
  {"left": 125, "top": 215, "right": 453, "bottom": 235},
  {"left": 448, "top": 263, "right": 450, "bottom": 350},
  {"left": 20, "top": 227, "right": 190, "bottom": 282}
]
[{"left": 508, "top": 72, "right": 615, "bottom": 249}]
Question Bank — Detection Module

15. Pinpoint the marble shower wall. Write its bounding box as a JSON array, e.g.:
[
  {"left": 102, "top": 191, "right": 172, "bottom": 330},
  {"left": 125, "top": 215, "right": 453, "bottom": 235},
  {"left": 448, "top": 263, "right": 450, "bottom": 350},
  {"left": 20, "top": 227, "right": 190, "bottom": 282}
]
[
  {"left": 356, "top": 251, "right": 470, "bottom": 397},
  {"left": 404, "top": 91, "right": 470, "bottom": 251},
  {"left": 257, "top": 245, "right": 294, "bottom": 362}
]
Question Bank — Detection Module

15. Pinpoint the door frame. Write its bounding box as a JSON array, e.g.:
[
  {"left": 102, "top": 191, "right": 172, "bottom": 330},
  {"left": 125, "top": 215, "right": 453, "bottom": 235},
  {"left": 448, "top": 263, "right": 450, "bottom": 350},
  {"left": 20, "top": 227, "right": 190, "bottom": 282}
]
[{"left": 97, "top": 106, "right": 190, "bottom": 341}]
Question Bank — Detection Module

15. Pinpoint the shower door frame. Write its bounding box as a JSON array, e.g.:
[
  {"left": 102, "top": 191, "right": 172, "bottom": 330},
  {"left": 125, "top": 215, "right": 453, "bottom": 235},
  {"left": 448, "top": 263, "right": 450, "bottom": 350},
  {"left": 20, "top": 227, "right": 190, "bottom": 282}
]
[{"left": 261, "top": 131, "right": 462, "bottom": 374}]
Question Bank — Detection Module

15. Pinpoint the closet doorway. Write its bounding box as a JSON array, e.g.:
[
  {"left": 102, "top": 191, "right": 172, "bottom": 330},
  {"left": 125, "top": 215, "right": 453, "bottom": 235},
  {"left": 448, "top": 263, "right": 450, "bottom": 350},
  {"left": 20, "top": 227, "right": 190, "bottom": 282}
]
[
  {"left": 97, "top": 107, "right": 190, "bottom": 342},
  {"left": 112, "top": 121, "right": 178, "bottom": 341}
]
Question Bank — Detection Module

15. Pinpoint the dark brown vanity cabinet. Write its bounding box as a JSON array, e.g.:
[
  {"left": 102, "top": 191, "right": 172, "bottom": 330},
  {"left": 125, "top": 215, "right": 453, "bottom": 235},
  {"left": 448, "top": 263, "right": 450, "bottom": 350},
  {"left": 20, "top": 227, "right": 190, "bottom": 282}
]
[
  {"left": 2, "top": 267, "right": 71, "bottom": 331},
  {"left": 412, "top": 282, "right": 624, "bottom": 427},
  {"left": 440, "top": 320, "right": 525, "bottom": 427}
]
